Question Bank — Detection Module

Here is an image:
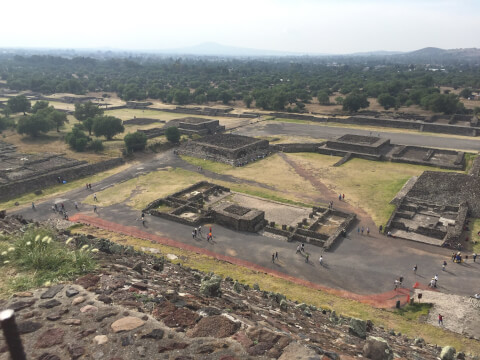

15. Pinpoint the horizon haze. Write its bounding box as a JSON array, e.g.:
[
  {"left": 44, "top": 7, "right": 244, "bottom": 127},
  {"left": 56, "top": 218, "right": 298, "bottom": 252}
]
[{"left": 2, "top": 0, "right": 479, "bottom": 54}]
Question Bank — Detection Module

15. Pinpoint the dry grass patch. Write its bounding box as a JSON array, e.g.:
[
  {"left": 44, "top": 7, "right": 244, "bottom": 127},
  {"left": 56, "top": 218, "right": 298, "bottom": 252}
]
[
  {"left": 82, "top": 168, "right": 204, "bottom": 209},
  {"left": 105, "top": 109, "right": 184, "bottom": 121},
  {"left": 70, "top": 224, "right": 480, "bottom": 355},
  {"left": 224, "top": 153, "right": 318, "bottom": 196},
  {"left": 286, "top": 153, "right": 455, "bottom": 226}
]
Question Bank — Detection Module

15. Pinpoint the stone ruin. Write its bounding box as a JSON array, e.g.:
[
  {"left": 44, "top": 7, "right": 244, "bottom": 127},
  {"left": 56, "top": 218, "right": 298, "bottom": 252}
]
[
  {"left": 143, "top": 181, "right": 266, "bottom": 232},
  {"left": 263, "top": 206, "right": 356, "bottom": 251},
  {"left": 164, "top": 117, "right": 225, "bottom": 136},
  {"left": 317, "top": 134, "right": 465, "bottom": 170},
  {"left": 0, "top": 141, "right": 123, "bottom": 202},
  {"left": 143, "top": 181, "right": 355, "bottom": 250},
  {"left": 178, "top": 134, "right": 271, "bottom": 166},
  {"left": 386, "top": 166, "right": 480, "bottom": 247},
  {"left": 385, "top": 197, "right": 467, "bottom": 246}
]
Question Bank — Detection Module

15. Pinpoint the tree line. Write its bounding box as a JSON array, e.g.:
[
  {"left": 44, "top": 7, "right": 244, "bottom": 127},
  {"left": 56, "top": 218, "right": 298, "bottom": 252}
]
[{"left": 1, "top": 55, "right": 479, "bottom": 114}]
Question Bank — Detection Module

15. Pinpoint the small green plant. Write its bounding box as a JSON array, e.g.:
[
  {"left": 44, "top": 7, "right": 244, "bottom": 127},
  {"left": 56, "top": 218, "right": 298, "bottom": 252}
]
[{"left": 0, "top": 228, "right": 97, "bottom": 292}]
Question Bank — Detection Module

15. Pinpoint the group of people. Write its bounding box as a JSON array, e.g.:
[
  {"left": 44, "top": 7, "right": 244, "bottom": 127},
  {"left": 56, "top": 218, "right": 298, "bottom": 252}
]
[
  {"left": 192, "top": 226, "right": 213, "bottom": 242},
  {"left": 51, "top": 202, "right": 69, "bottom": 220},
  {"left": 357, "top": 226, "right": 370, "bottom": 235}
]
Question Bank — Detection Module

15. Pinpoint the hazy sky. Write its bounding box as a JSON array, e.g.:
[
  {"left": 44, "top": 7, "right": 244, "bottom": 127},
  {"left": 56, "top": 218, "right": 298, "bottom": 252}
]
[{"left": 2, "top": 0, "right": 479, "bottom": 53}]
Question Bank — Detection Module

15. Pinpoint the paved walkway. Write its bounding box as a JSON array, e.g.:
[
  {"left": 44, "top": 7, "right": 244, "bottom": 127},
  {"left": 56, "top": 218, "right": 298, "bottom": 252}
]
[{"left": 69, "top": 213, "right": 411, "bottom": 309}]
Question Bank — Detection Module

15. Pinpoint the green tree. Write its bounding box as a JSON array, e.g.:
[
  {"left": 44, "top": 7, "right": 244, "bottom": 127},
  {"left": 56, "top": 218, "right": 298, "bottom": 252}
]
[
  {"left": 31, "top": 100, "right": 49, "bottom": 113},
  {"left": 459, "top": 88, "right": 472, "bottom": 99},
  {"left": 124, "top": 131, "right": 147, "bottom": 153},
  {"left": 7, "top": 95, "right": 31, "bottom": 115},
  {"left": 243, "top": 95, "right": 253, "bottom": 108},
  {"left": 421, "top": 93, "right": 463, "bottom": 114},
  {"left": 65, "top": 127, "right": 89, "bottom": 151},
  {"left": 342, "top": 93, "right": 370, "bottom": 112},
  {"left": 83, "top": 118, "right": 94, "bottom": 135},
  {"left": 0, "top": 116, "right": 13, "bottom": 132},
  {"left": 173, "top": 89, "right": 191, "bottom": 105},
  {"left": 335, "top": 96, "right": 344, "bottom": 105},
  {"left": 48, "top": 108, "right": 67, "bottom": 132},
  {"left": 377, "top": 93, "right": 397, "bottom": 110},
  {"left": 165, "top": 126, "right": 180, "bottom": 143},
  {"left": 17, "top": 113, "right": 54, "bottom": 137},
  {"left": 92, "top": 115, "right": 124, "bottom": 140},
  {"left": 317, "top": 90, "right": 330, "bottom": 105},
  {"left": 74, "top": 101, "right": 104, "bottom": 121}
]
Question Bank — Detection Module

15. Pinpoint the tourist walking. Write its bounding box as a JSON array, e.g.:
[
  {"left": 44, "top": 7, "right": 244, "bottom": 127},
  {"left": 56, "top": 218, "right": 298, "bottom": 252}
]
[
  {"left": 473, "top": 253, "right": 477, "bottom": 262},
  {"left": 379, "top": 225, "right": 383, "bottom": 233},
  {"left": 272, "top": 253, "right": 275, "bottom": 263},
  {"left": 296, "top": 245, "right": 300, "bottom": 254},
  {"left": 438, "top": 314, "right": 443, "bottom": 326},
  {"left": 198, "top": 226, "right": 202, "bottom": 237},
  {"left": 93, "top": 205, "right": 97, "bottom": 213},
  {"left": 434, "top": 274, "right": 438, "bottom": 287},
  {"left": 338, "top": 194, "right": 341, "bottom": 201},
  {"left": 366, "top": 227, "right": 370, "bottom": 236},
  {"left": 32, "top": 202, "right": 35, "bottom": 210},
  {"left": 192, "top": 230, "right": 196, "bottom": 239},
  {"left": 361, "top": 226, "right": 364, "bottom": 235},
  {"left": 413, "top": 264, "right": 417, "bottom": 274},
  {"left": 319, "top": 255, "right": 323, "bottom": 266},
  {"left": 305, "top": 254, "right": 309, "bottom": 263},
  {"left": 442, "top": 261, "right": 447, "bottom": 271},
  {"left": 93, "top": 193, "right": 97, "bottom": 202},
  {"left": 357, "top": 227, "right": 360, "bottom": 234},
  {"left": 301, "top": 243, "right": 305, "bottom": 252},
  {"left": 74, "top": 201, "right": 78, "bottom": 210},
  {"left": 275, "top": 251, "right": 278, "bottom": 260}
]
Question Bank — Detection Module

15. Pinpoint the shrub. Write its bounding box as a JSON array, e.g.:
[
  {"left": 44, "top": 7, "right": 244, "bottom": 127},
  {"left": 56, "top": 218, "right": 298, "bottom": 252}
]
[
  {"left": 165, "top": 126, "right": 180, "bottom": 143},
  {"left": 0, "top": 228, "right": 96, "bottom": 291},
  {"left": 88, "top": 139, "right": 104, "bottom": 153},
  {"left": 124, "top": 131, "right": 147, "bottom": 153},
  {"left": 66, "top": 127, "right": 89, "bottom": 151}
]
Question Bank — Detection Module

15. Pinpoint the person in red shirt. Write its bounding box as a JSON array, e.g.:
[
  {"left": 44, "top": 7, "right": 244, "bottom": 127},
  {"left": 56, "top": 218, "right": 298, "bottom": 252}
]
[{"left": 438, "top": 314, "right": 443, "bottom": 325}]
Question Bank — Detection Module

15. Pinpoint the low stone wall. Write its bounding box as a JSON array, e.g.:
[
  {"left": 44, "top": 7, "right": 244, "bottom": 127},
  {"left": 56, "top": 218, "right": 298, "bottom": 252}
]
[
  {"left": 271, "top": 143, "right": 324, "bottom": 153},
  {"left": 0, "top": 158, "right": 124, "bottom": 202},
  {"left": 324, "top": 212, "right": 356, "bottom": 251}
]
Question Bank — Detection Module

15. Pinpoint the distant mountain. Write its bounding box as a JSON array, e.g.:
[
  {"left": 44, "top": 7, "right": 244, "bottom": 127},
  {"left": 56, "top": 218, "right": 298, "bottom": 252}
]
[
  {"left": 348, "top": 50, "right": 404, "bottom": 56},
  {"left": 156, "top": 42, "right": 311, "bottom": 57},
  {"left": 396, "top": 47, "right": 480, "bottom": 64}
]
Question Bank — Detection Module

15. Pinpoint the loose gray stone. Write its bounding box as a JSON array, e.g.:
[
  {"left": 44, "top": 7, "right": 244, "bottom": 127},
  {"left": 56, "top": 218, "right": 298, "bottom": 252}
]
[
  {"left": 40, "top": 285, "right": 64, "bottom": 299},
  {"left": 141, "top": 329, "right": 164, "bottom": 340},
  {"left": 39, "top": 299, "right": 62, "bottom": 309},
  {"left": 200, "top": 275, "right": 222, "bottom": 297},
  {"left": 440, "top": 346, "right": 456, "bottom": 360},
  {"left": 65, "top": 288, "right": 79, "bottom": 298},
  {"left": 17, "top": 321, "right": 42, "bottom": 334},
  {"left": 349, "top": 318, "right": 367, "bottom": 339},
  {"left": 363, "top": 336, "right": 393, "bottom": 360}
]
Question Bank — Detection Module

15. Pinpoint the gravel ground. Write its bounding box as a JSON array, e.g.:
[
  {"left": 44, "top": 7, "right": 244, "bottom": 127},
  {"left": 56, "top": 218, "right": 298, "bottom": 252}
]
[{"left": 413, "top": 289, "right": 480, "bottom": 338}]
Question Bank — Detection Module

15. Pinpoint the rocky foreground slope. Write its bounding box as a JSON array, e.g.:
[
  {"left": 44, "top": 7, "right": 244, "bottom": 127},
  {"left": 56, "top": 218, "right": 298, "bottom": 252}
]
[{"left": 0, "top": 217, "right": 474, "bottom": 360}]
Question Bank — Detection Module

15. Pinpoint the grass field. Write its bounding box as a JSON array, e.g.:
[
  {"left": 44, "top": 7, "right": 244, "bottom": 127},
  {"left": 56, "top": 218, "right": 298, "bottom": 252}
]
[
  {"left": 82, "top": 167, "right": 204, "bottom": 209},
  {"left": 105, "top": 109, "right": 188, "bottom": 121},
  {"left": 469, "top": 218, "right": 480, "bottom": 253},
  {"left": 284, "top": 153, "right": 458, "bottom": 226},
  {"left": 178, "top": 152, "right": 460, "bottom": 226},
  {"left": 70, "top": 224, "right": 480, "bottom": 356}
]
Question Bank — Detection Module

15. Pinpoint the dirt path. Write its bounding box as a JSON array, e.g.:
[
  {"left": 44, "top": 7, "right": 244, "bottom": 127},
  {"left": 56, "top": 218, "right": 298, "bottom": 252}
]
[
  {"left": 278, "top": 153, "right": 378, "bottom": 230},
  {"left": 69, "top": 213, "right": 411, "bottom": 309}
]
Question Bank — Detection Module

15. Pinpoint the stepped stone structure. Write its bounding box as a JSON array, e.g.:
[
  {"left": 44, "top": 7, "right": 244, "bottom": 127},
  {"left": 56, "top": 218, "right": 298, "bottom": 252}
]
[
  {"left": 316, "top": 134, "right": 465, "bottom": 170},
  {"left": 178, "top": 134, "right": 271, "bottom": 166},
  {"left": 0, "top": 141, "right": 123, "bottom": 201},
  {"left": 386, "top": 168, "right": 480, "bottom": 246},
  {"left": 164, "top": 117, "right": 225, "bottom": 136}
]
